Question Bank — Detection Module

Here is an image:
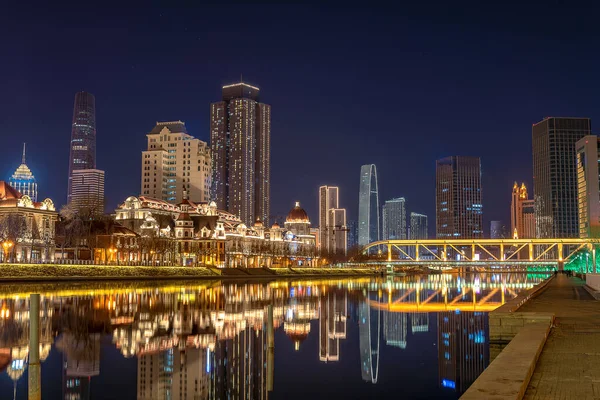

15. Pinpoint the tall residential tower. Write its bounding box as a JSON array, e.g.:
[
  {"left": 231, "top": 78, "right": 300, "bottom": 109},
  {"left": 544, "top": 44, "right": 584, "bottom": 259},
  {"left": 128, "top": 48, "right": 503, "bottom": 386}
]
[
  {"left": 318, "top": 186, "right": 347, "bottom": 255},
  {"left": 358, "top": 164, "right": 380, "bottom": 246},
  {"left": 436, "top": 156, "right": 483, "bottom": 238},
  {"left": 532, "top": 117, "right": 591, "bottom": 238},
  {"left": 210, "top": 81, "right": 271, "bottom": 225},
  {"left": 141, "top": 121, "right": 211, "bottom": 203}
]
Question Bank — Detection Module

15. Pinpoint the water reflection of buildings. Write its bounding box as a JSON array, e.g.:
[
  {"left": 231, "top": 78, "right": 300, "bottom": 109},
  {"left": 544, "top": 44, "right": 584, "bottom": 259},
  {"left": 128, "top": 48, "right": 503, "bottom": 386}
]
[
  {"left": 319, "top": 291, "right": 347, "bottom": 362},
  {"left": 0, "top": 274, "right": 547, "bottom": 398},
  {"left": 437, "top": 311, "right": 488, "bottom": 393}
]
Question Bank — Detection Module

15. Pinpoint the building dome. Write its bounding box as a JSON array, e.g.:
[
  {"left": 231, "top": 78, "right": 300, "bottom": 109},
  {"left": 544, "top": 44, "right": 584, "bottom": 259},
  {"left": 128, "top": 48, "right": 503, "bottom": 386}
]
[
  {"left": 253, "top": 217, "right": 264, "bottom": 227},
  {"left": 286, "top": 202, "right": 309, "bottom": 224},
  {"left": 271, "top": 222, "right": 280, "bottom": 229}
]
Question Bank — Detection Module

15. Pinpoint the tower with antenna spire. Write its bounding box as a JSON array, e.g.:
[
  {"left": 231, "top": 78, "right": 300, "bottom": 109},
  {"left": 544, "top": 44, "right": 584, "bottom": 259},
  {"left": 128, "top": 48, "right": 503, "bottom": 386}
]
[{"left": 9, "top": 143, "right": 38, "bottom": 201}]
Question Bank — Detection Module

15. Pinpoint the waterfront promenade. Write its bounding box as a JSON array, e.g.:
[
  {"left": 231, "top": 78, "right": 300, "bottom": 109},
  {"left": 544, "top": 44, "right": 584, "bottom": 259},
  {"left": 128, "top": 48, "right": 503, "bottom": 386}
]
[{"left": 519, "top": 275, "right": 600, "bottom": 399}]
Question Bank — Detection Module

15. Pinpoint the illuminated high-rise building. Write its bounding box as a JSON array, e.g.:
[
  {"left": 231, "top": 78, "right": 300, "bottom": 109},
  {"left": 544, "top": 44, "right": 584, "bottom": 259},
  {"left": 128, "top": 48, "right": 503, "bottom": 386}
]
[
  {"left": 358, "top": 164, "right": 380, "bottom": 246},
  {"left": 9, "top": 143, "right": 37, "bottom": 201},
  {"left": 318, "top": 186, "right": 347, "bottom": 255},
  {"left": 68, "top": 91, "right": 96, "bottom": 204},
  {"left": 436, "top": 156, "right": 483, "bottom": 238},
  {"left": 210, "top": 81, "right": 271, "bottom": 225},
  {"left": 532, "top": 117, "right": 591, "bottom": 238},
  {"left": 382, "top": 197, "right": 406, "bottom": 240},
  {"left": 576, "top": 135, "right": 600, "bottom": 238},
  {"left": 141, "top": 121, "right": 211, "bottom": 203},
  {"left": 70, "top": 169, "right": 105, "bottom": 215},
  {"left": 490, "top": 221, "right": 508, "bottom": 239},
  {"left": 510, "top": 182, "right": 535, "bottom": 239},
  {"left": 409, "top": 212, "right": 428, "bottom": 240}
]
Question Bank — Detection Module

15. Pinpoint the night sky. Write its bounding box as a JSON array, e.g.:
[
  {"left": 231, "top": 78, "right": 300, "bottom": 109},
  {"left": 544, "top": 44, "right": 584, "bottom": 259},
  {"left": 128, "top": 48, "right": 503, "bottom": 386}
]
[{"left": 2, "top": 3, "right": 600, "bottom": 234}]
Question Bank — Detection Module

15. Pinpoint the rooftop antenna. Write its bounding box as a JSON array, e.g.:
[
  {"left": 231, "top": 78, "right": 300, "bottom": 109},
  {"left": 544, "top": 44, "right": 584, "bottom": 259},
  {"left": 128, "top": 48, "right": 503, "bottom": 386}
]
[
  {"left": 22, "top": 143, "right": 26, "bottom": 164},
  {"left": 240, "top": 73, "right": 243, "bottom": 83}
]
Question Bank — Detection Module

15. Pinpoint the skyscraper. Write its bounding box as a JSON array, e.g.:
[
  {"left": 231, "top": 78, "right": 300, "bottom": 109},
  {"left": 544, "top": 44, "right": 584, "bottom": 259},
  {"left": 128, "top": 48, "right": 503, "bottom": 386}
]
[
  {"left": 70, "top": 169, "right": 105, "bottom": 215},
  {"left": 382, "top": 197, "right": 406, "bottom": 240},
  {"left": 532, "top": 117, "right": 591, "bottom": 238},
  {"left": 409, "top": 213, "right": 428, "bottom": 240},
  {"left": 141, "top": 121, "right": 211, "bottom": 203},
  {"left": 510, "top": 182, "right": 535, "bottom": 239},
  {"left": 9, "top": 143, "right": 37, "bottom": 201},
  {"left": 436, "top": 156, "right": 483, "bottom": 239},
  {"left": 358, "top": 164, "right": 380, "bottom": 246},
  {"left": 210, "top": 81, "right": 271, "bottom": 225},
  {"left": 490, "top": 221, "right": 508, "bottom": 239},
  {"left": 318, "top": 186, "right": 347, "bottom": 255},
  {"left": 68, "top": 92, "right": 96, "bottom": 204},
  {"left": 576, "top": 135, "right": 600, "bottom": 238}
]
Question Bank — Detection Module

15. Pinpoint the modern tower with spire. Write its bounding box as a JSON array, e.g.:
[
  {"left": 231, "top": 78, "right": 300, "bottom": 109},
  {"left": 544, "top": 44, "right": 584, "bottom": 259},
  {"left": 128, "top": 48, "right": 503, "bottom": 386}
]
[
  {"left": 358, "top": 164, "right": 380, "bottom": 246},
  {"left": 210, "top": 80, "right": 271, "bottom": 225},
  {"left": 9, "top": 143, "right": 37, "bottom": 201}
]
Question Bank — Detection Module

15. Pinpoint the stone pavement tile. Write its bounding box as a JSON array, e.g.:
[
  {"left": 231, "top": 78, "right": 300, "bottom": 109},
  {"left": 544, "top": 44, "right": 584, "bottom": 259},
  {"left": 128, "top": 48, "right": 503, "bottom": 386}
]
[{"left": 521, "top": 275, "right": 600, "bottom": 400}]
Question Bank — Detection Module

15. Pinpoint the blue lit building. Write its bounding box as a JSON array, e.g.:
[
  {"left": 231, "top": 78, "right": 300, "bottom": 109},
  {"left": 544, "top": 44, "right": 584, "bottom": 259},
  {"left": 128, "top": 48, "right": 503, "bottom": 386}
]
[{"left": 9, "top": 143, "right": 37, "bottom": 202}]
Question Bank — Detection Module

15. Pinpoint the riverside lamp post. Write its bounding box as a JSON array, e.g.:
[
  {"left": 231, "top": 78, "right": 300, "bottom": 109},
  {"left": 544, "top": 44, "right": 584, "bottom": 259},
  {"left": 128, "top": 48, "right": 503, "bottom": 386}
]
[{"left": 2, "top": 240, "right": 13, "bottom": 263}]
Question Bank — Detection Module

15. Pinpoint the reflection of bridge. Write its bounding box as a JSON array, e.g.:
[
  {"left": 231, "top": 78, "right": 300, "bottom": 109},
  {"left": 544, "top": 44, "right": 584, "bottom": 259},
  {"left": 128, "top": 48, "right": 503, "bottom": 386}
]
[{"left": 361, "top": 238, "right": 600, "bottom": 265}]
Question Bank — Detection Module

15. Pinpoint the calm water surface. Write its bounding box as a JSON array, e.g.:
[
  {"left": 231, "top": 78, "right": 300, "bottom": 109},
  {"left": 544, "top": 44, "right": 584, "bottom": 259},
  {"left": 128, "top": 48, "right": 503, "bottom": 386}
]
[{"left": 0, "top": 273, "right": 549, "bottom": 399}]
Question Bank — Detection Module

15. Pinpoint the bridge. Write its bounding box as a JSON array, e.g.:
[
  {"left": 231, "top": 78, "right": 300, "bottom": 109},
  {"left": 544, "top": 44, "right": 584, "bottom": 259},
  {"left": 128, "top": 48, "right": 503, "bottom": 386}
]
[{"left": 358, "top": 238, "right": 600, "bottom": 269}]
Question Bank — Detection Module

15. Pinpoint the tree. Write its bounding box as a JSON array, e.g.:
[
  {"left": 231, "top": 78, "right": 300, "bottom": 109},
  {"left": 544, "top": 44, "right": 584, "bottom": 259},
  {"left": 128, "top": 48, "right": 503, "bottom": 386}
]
[{"left": 0, "top": 214, "right": 26, "bottom": 262}]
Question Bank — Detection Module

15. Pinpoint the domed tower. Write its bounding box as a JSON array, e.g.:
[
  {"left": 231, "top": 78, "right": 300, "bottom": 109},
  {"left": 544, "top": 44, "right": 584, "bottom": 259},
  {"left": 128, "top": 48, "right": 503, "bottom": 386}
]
[
  {"left": 285, "top": 201, "right": 310, "bottom": 236},
  {"left": 9, "top": 143, "right": 37, "bottom": 201}
]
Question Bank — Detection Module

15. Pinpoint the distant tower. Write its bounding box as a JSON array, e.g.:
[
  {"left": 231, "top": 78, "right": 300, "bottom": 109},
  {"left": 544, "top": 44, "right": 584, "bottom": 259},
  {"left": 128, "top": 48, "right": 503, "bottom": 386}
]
[
  {"left": 510, "top": 182, "right": 535, "bottom": 239},
  {"left": 68, "top": 92, "right": 96, "bottom": 204},
  {"left": 358, "top": 164, "right": 380, "bottom": 246},
  {"left": 532, "top": 117, "right": 591, "bottom": 238},
  {"left": 9, "top": 143, "right": 37, "bottom": 201},
  {"left": 382, "top": 198, "right": 406, "bottom": 240},
  {"left": 318, "top": 186, "right": 348, "bottom": 255},
  {"left": 436, "top": 156, "right": 483, "bottom": 238},
  {"left": 210, "top": 81, "right": 271, "bottom": 225}
]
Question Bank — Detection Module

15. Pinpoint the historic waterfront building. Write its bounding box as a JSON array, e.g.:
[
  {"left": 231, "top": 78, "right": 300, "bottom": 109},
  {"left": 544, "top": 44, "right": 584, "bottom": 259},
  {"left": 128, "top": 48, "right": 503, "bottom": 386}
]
[
  {"left": 318, "top": 186, "right": 348, "bottom": 256},
  {"left": 115, "top": 195, "right": 317, "bottom": 267},
  {"left": 382, "top": 197, "right": 407, "bottom": 240},
  {"left": 510, "top": 182, "right": 536, "bottom": 239},
  {"left": 142, "top": 121, "right": 211, "bottom": 204},
  {"left": 68, "top": 91, "right": 97, "bottom": 204},
  {"left": 9, "top": 144, "right": 37, "bottom": 202},
  {"left": 576, "top": 135, "right": 600, "bottom": 238},
  {"left": 0, "top": 181, "right": 58, "bottom": 263},
  {"left": 532, "top": 117, "right": 591, "bottom": 238},
  {"left": 211, "top": 81, "right": 271, "bottom": 225},
  {"left": 436, "top": 156, "right": 483, "bottom": 239},
  {"left": 358, "top": 164, "right": 380, "bottom": 246}
]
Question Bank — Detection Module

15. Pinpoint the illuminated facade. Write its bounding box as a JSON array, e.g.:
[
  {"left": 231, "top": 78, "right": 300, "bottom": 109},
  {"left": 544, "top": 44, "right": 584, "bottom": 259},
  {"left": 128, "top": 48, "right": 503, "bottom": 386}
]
[
  {"left": 211, "top": 82, "right": 270, "bottom": 225},
  {"left": 576, "top": 135, "right": 600, "bottom": 238},
  {"left": 9, "top": 143, "right": 37, "bottom": 202},
  {"left": 68, "top": 91, "right": 96, "bottom": 204},
  {"left": 490, "top": 221, "right": 507, "bottom": 239},
  {"left": 142, "top": 121, "right": 211, "bottom": 204},
  {"left": 510, "top": 182, "right": 535, "bottom": 239},
  {"left": 318, "top": 186, "right": 348, "bottom": 255},
  {"left": 409, "top": 213, "right": 428, "bottom": 240},
  {"left": 358, "top": 164, "right": 380, "bottom": 246},
  {"left": 382, "top": 197, "right": 406, "bottom": 240},
  {"left": 436, "top": 156, "right": 483, "bottom": 239},
  {"left": 532, "top": 117, "right": 591, "bottom": 238},
  {"left": 70, "top": 169, "right": 105, "bottom": 215},
  {"left": 0, "top": 181, "right": 57, "bottom": 263},
  {"left": 115, "top": 196, "right": 317, "bottom": 267}
]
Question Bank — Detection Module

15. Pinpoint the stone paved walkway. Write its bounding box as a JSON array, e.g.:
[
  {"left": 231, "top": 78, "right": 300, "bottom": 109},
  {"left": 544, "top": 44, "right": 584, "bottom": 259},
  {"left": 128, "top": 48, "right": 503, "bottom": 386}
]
[{"left": 520, "top": 275, "right": 600, "bottom": 400}]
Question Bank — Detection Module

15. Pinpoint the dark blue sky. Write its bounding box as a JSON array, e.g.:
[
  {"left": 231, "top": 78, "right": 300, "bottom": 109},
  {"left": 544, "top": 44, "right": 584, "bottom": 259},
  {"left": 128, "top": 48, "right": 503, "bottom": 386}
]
[{"left": 2, "top": 3, "right": 599, "bottom": 233}]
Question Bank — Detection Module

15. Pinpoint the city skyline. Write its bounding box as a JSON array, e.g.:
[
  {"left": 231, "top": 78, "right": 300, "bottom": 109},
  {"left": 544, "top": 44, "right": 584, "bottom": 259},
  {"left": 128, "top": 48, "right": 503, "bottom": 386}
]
[{"left": 4, "top": 4, "right": 600, "bottom": 237}]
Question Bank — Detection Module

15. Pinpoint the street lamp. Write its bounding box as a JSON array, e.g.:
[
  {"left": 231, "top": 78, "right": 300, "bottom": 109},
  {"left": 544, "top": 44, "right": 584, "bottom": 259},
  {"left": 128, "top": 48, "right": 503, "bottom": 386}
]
[{"left": 2, "top": 241, "right": 14, "bottom": 263}]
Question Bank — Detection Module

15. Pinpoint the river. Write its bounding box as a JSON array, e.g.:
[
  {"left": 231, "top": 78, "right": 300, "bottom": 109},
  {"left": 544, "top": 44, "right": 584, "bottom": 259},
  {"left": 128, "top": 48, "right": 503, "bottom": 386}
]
[{"left": 0, "top": 272, "right": 550, "bottom": 399}]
